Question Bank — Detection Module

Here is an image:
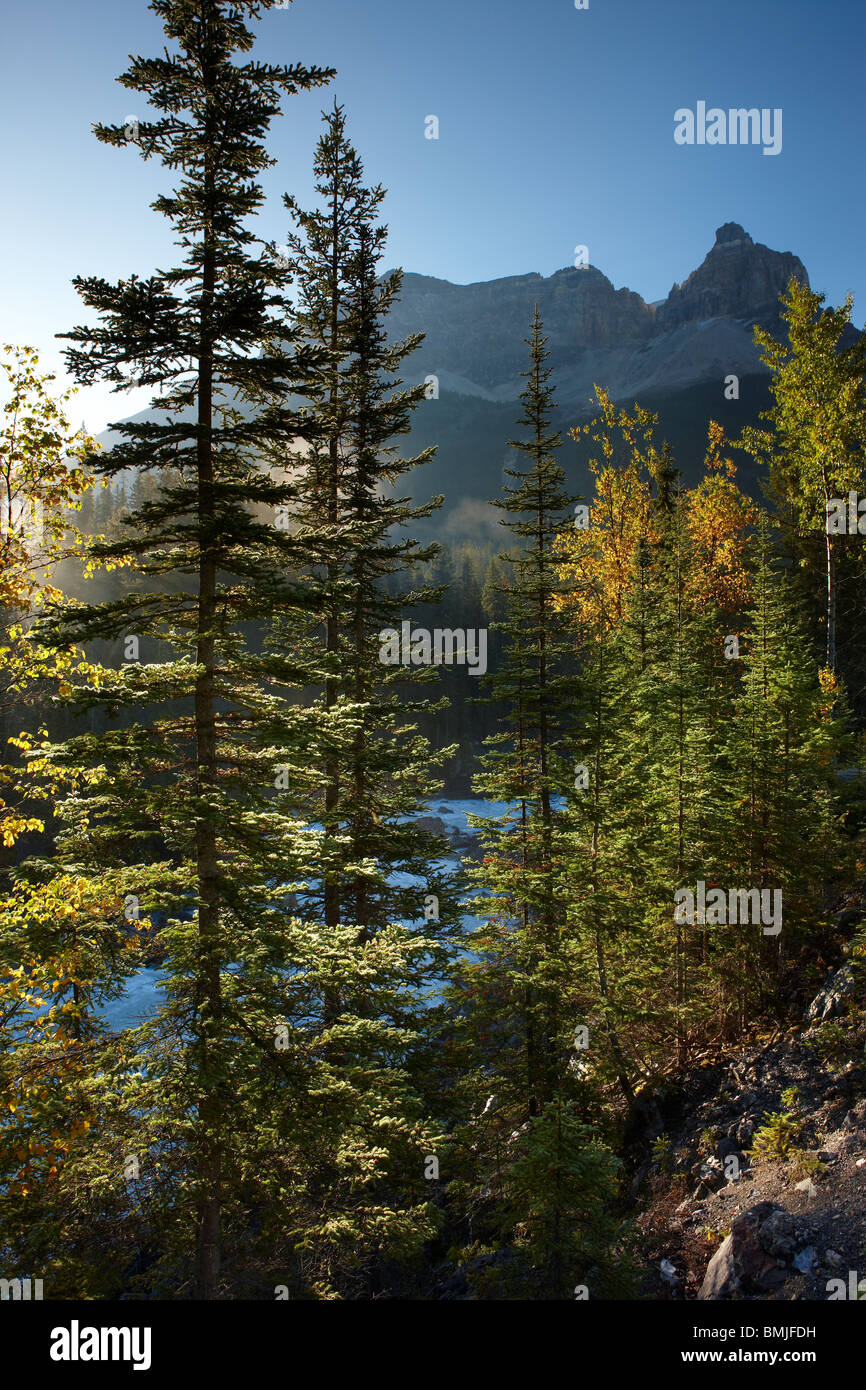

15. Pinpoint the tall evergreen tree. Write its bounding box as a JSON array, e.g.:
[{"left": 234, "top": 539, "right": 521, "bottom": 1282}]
[
  {"left": 37, "top": 0, "right": 335, "bottom": 1298},
  {"left": 447, "top": 314, "right": 632, "bottom": 1299},
  {"left": 720, "top": 515, "right": 850, "bottom": 1026},
  {"left": 740, "top": 278, "right": 866, "bottom": 675},
  {"left": 274, "top": 105, "right": 458, "bottom": 954},
  {"left": 249, "top": 106, "right": 465, "bottom": 1295},
  {"left": 469, "top": 307, "right": 578, "bottom": 1117}
]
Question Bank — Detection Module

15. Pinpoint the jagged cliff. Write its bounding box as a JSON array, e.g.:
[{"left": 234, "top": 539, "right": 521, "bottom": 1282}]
[{"left": 385, "top": 222, "right": 810, "bottom": 408}]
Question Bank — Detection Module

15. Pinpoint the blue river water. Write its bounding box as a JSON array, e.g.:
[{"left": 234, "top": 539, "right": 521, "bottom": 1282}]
[{"left": 97, "top": 797, "right": 509, "bottom": 1031}]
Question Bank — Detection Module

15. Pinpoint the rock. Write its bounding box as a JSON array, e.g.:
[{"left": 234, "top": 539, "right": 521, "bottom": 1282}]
[
  {"left": 808, "top": 964, "right": 857, "bottom": 1022},
  {"left": 735, "top": 1118, "right": 756, "bottom": 1148},
  {"left": 793, "top": 1247, "right": 815, "bottom": 1274},
  {"left": 698, "top": 1203, "right": 791, "bottom": 1300},
  {"left": 450, "top": 828, "right": 478, "bottom": 850},
  {"left": 433, "top": 1267, "right": 469, "bottom": 1299},
  {"left": 656, "top": 226, "right": 808, "bottom": 334},
  {"left": 622, "top": 1088, "right": 664, "bottom": 1148},
  {"left": 659, "top": 1259, "right": 678, "bottom": 1284},
  {"left": 415, "top": 815, "right": 450, "bottom": 837},
  {"left": 825, "top": 1250, "right": 843, "bottom": 1267},
  {"left": 761, "top": 1210, "right": 796, "bottom": 1259},
  {"left": 698, "top": 1157, "right": 726, "bottom": 1191}
]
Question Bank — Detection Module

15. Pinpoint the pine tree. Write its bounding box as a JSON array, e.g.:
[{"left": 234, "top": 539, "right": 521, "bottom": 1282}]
[
  {"left": 553, "top": 394, "right": 675, "bottom": 1091},
  {"left": 468, "top": 307, "right": 579, "bottom": 1117},
  {"left": 445, "top": 314, "right": 631, "bottom": 1299},
  {"left": 720, "top": 515, "right": 850, "bottom": 1027},
  {"left": 740, "top": 278, "right": 866, "bottom": 674},
  {"left": 240, "top": 105, "right": 464, "bottom": 1296},
  {"left": 36, "top": 0, "right": 335, "bottom": 1298},
  {"left": 274, "top": 104, "right": 457, "bottom": 951}
]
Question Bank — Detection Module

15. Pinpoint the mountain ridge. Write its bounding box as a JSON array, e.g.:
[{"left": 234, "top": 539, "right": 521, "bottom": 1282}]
[
  {"left": 96, "top": 223, "right": 828, "bottom": 533},
  {"left": 384, "top": 222, "right": 810, "bottom": 408}
]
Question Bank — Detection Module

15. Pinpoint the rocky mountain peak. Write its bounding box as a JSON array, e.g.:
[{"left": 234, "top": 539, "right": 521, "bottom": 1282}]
[
  {"left": 654, "top": 223, "right": 808, "bottom": 332},
  {"left": 382, "top": 223, "right": 811, "bottom": 406},
  {"left": 714, "top": 221, "right": 753, "bottom": 247}
]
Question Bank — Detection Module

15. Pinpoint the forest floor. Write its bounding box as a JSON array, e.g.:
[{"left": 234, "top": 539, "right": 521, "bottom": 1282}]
[{"left": 634, "top": 981, "right": 866, "bottom": 1300}]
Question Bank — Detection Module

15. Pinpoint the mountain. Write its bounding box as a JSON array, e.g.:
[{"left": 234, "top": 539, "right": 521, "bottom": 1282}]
[
  {"left": 383, "top": 223, "right": 811, "bottom": 537},
  {"left": 98, "top": 223, "right": 816, "bottom": 536},
  {"left": 388, "top": 222, "right": 807, "bottom": 409}
]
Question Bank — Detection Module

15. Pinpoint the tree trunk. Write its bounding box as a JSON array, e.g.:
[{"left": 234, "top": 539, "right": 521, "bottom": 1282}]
[
  {"left": 193, "top": 138, "right": 222, "bottom": 1301},
  {"left": 590, "top": 622, "right": 634, "bottom": 1106},
  {"left": 323, "top": 174, "right": 342, "bottom": 1015},
  {"left": 826, "top": 530, "right": 836, "bottom": 670}
]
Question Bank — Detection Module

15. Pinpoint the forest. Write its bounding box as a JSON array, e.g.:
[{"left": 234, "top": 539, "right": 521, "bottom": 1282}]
[{"left": 1, "top": 0, "right": 865, "bottom": 1305}]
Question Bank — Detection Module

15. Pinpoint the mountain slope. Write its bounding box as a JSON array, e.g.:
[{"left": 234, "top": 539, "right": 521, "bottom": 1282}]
[{"left": 98, "top": 223, "right": 817, "bottom": 531}]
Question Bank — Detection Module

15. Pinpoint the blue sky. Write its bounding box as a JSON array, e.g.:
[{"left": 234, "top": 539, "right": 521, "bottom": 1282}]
[{"left": 1, "top": 0, "right": 863, "bottom": 431}]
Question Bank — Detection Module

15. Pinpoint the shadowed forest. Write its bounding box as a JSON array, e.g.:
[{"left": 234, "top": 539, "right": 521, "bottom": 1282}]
[{"left": 2, "top": 0, "right": 865, "bottom": 1306}]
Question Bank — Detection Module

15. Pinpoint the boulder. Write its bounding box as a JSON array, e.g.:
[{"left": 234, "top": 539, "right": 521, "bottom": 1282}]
[
  {"left": 793, "top": 1246, "right": 815, "bottom": 1274},
  {"left": 698, "top": 1203, "right": 791, "bottom": 1300},
  {"left": 733, "top": 1117, "right": 756, "bottom": 1148},
  {"left": 622, "top": 1088, "right": 664, "bottom": 1149},
  {"left": 415, "top": 815, "right": 451, "bottom": 837},
  {"left": 760, "top": 1210, "right": 796, "bottom": 1259},
  {"left": 692, "top": 1157, "right": 726, "bottom": 1194},
  {"left": 808, "top": 964, "right": 857, "bottom": 1022}
]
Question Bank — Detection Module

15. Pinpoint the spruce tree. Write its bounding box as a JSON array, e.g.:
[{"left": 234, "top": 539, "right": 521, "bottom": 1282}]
[
  {"left": 245, "top": 105, "right": 465, "bottom": 1295},
  {"left": 274, "top": 104, "right": 458, "bottom": 953},
  {"left": 450, "top": 314, "right": 630, "bottom": 1298},
  {"left": 468, "top": 307, "right": 578, "bottom": 1117},
  {"left": 740, "top": 279, "right": 866, "bottom": 674},
  {"left": 36, "top": 0, "right": 335, "bottom": 1298},
  {"left": 721, "top": 515, "right": 849, "bottom": 1026}
]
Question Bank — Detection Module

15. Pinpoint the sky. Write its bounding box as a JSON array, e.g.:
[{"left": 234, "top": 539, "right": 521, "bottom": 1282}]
[{"left": 1, "top": 0, "right": 864, "bottom": 432}]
